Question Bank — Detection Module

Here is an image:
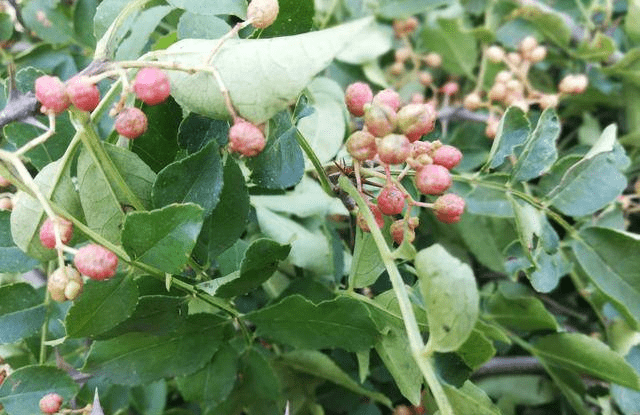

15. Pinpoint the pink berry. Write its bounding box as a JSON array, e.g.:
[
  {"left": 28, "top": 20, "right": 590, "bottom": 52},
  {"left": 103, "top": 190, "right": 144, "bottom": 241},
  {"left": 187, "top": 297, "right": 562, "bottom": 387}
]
[
  {"left": 433, "top": 193, "right": 465, "bottom": 223},
  {"left": 228, "top": 119, "right": 266, "bottom": 157},
  {"left": 47, "top": 266, "right": 83, "bottom": 302},
  {"left": 39, "top": 217, "right": 73, "bottom": 249},
  {"left": 74, "top": 244, "right": 118, "bottom": 281},
  {"left": 247, "top": 0, "right": 279, "bottom": 29},
  {"left": 364, "top": 103, "right": 397, "bottom": 137},
  {"left": 396, "top": 103, "right": 436, "bottom": 142},
  {"left": 377, "top": 134, "right": 411, "bottom": 165},
  {"left": 432, "top": 145, "right": 463, "bottom": 170},
  {"left": 377, "top": 185, "right": 405, "bottom": 215},
  {"left": 356, "top": 203, "right": 384, "bottom": 232},
  {"left": 415, "top": 164, "right": 452, "bottom": 195},
  {"left": 372, "top": 88, "right": 401, "bottom": 111},
  {"left": 115, "top": 107, "right": 148, "bottom": 139},
  {"left": 441, "top": 81, "right": 459, "bottom": 96},
  {"left": 345, "top": 82, "right": 373, "bottom": 117},
  {"left": 346, "top": 130, "right": 377, "bottom": 161},
  {"left": 35, "top": 76, "right": 70, "bottom": 114},
  {"left": 39, "top": 393, "right": 63, "bottom": 414},
  {"left": 66, "top": 76, "right": 100, "bottom": 112},
  {"left": 133, "top": 68, "right": 171, "bottom": 106}
]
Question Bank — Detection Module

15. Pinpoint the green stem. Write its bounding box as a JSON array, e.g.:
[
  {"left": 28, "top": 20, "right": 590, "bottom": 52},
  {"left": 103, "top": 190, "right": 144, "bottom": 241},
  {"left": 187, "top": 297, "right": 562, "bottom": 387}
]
[
  {"left": 338, "top": 176, "right": 454, "bottom": 415},
  {"left": 294, "top": 129, "right": 335, "bottom": 196},
  {"left": 39, "top": 262, "right": 54, "bottom": 365},
  {"left": 69, "top": 109, "right": 146, "bottom": 211}
]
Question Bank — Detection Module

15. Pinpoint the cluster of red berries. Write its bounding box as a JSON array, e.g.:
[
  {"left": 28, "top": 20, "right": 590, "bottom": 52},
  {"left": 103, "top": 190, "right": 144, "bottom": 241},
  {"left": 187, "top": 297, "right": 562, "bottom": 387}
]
[
  {"left": 39, "top": 217, "right": 118, "bottom": 301},
  {"left": 34, "top": 67, "right": 171, "bottom": 139},
  {"left": 344, "top": 82, "right": 465, "bottom": 244}
]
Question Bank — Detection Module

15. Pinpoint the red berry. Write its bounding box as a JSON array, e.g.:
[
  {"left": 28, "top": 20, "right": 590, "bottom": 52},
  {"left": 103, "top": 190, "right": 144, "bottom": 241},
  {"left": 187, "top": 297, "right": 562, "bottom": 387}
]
[
  {"left": 415, "top": 164, "right": 452, "bottom": 195},
  {"left": 345, "top": 82, "right": 373, "bottom": 117},
  {"left": 432, "top": 145, "right": 463, "bottom": 170},
  {"left": 433, "top": 193, "right": 465, "bottom": 223},
  {"left": 74, "top": 244, "right": 118, "bottom": 281},
  {"left": 39, "top": 393, "right": 63, "bottom": 414},
  {"left": 364, "top": 103, "right": 397, "bottom": 137},
  {"left": 247, "top": 0, "right": 279, "bottom": 28},
  {"left": 377, "top": 185, "right": 405, "bottom": 215},
  {"left": 356, "top": 203, "right": 384, "bottom": 232},
  {"left": 346, "top": 130, "right": 377, "bottom": 161},
  {"left": 441, "top": 81, "right": 459, "bottom": 96},
  {"left": 115, "top": 107, "right": 148, "bottom": 139},
  {"left": 39, "top": 217, "right": 73, "bottom": 249},
  {"left": 133, "top": 68, "right": 171, "bottom": 106},
  {"left": 35, "top": 76, "right": 70, "bottom": 114},
  {"left": 228, "top": 119, "right": 266, "bottom": 157},
  {"left": 372, "top": 88, "right": 401, "bottom": 112},
  {"left": 47, "top": 266, "right": 83, "bottom": 302},
  {"left": 396, "top": 103, "right": 436, "bottom": 142},
  {"left": 66, "top": 76, "right": 100, "bottom": 112},
  {"left": 377, "top": 134, "right": 411, "bottom": 165}
]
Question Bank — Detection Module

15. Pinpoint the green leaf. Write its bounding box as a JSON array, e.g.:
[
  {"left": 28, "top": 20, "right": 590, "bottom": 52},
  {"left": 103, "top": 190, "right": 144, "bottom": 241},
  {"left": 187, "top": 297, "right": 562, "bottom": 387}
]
[
  {"left": 158, "top": 17, "right": 375, "bottom": 124},
  {"left": 514, "top": 6, "right": 572, "bottom": 47},
  {"left": 176, "top": 344, "right": 238, "bottom": 406},
  {"left": 296, "top": 77, "right": 347, "bottom": 165},
  {"left": 574, "top": 32, "right": 616, "bottom": 61},
  {"left": 417, "top": 19, "right": 478, "bottom": 77},
  {"left": 571, "top": 227, "right": 640, "bottom": 329},
  {"left": 235, "top": 347, "right": 282, "bottom": 401},
  {"left": 454, "top": 213, "right": 516, "bottom": 272},
  {"left": 485, "top": 106, "right": 530, "bottom": 169},
  {"left": 350, "top": 229, "right": 385, "bottom": 288},
  {"left": 509, "top": 195, "right": 543, "bottom": 261},
  {"left": 443, "top": 381, "right": 502, "bottom": 415},
  {"left": 0, "top": 13, "right": 13, "bottom": 41},
  {"left": 611, "top": 346, "right": 640, "bottom": 415},
  {"left": 0, "top": 365, "right": 79, "bottom": 415},
  {"left": 247, "top": 295, "right": 379, "bottom": 351},
  {"left": 546, "top": 125, "right": 627, "bottom": 216},
  {"left": 177, "top": 13, "right": 231, "bottom": 40},
  {"left": 258, "top": 0, "right": 314, "bottom": 38},
  {"left": 0, "top": 211, "right": 39, "bottom": 273},
  {"left": 627, "top": 0, "right": 640, "bottom": 43},
  {"left": 0, "top": 283, "right": 45, "bottom": 344},
  {"left": 130, "top": 380, "right": 167, "bottom": 415},
  {"left": 335, "top": 22, "right": 393, "bottom": 64},
  {"left": 152, "top": 141, "right": 224, "bottom": 215},
  {"left": 177, "top": 113, "right": 229, "bottom": 154},
  {"left": 416, "top": 245, "right": 478, "bottom": 352},
  {"left": 456, "top": 327, "right": 496, "bottom": 370},
  {"left": 166, "top": 0, "right": 246, "bottom": 17},
  {"left": 541, "top": 364, "right": 591, "bottom": 415},
  {"left": 131, "top": 99, "right": 182, "bottom": 173},
  {"left": 204, "top": 157, "right": 250, "bottom": 258},
  {"left": 476, "top": 375, "right": 556, "bottom": 407},
  {"left": 65, "top": 273, "right": 139, "bottom": 338},
  {"left": 122, "top": 203, "right": 204, "bottom": 274},
  {"left": 73, "top": 0, "right": 98, "bottom": 47},
  {"left": 376, "top": 0, "right": 450, "bottom": 19},
  {"left": 453, "top": 175, "right": 514, "bottom": 218},
  {"left": 602, "top": 48, "right": 640, "bottom": 87},
  {"left": 11, "top": 160, "right": 83, "bottom": 262},
  {"left": 3, "top": 112, "right": 76, "bottom": 170},
  {"left": 83, "top": 314, "right": 226, "bottom": 385},
  {"left": 246, "top": 110, "right": 304, "bottom": 189},
  {"left": 512, "top": 108, "right": 560, "bottom": 182},
  {"left": 533, "top": 332, "right": 640, "bottom": 390},
  {"left": 484, "top": 282, "right": 558, "bottom": 332},
  {"left": 23, "top": 0, "right": 74, "bottom": 46},
  {"left": 277, "top": 350, "right": 392, "bottom": 407},
  {"left": 215, "top": 239, "right": 290, "bottom": 298}
]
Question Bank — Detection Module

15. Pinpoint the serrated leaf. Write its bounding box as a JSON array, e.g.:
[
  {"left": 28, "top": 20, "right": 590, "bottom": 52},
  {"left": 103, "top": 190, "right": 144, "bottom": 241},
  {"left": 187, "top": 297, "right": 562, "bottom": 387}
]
[
  {"left": 277, "top": 350, "right": 392, "bottom": 407},
  {"left": 484, "top": 282, "right": 558, "bottom": 332},
  {"left": 157, "top": 17, "right": 374, "bottom": 124},
  {"left": 247, "top": 295, "right": 379, "bottom": 351},
  {"left": 443, "top": 381, "right": 503, "bottom": 415},
  {"left": 0, "top": 210, "right": 38, "bottom": 273},
  {"left": 0, "top": 366, "right": 79, "bottom": 415},
  {"left": 65, "top": 273, "right": 139, "bottom": 338},
  {"left": 485, "top": 106, "right": 530, "bottom": 169},
  {"left": 0, "top": 283, "right": 45, "bottom": 344},
  {"left": 177, "top": 113, "right": 229, "bottom": 154},
  {"left": 512, "top": 108, "right": 560, "bottom": 182},
  {"left": 131, "top": 99, "right": 182, "bottom": 173},
  {"left": 177, "top": 13, "right": 231, "bottom": 40},
  {"left": 258, "top": 0, "right": 314, "bottom": 38},
  {"left": 83, "top": 314, "right": 225, "bottom": 385},
  {"left": 546, "top": 125, "right": 627, "bottom": 216},
  {"left": 246, "top": 110, "right": 304, "bottom": 189},
  {"left": 456, "top": 328, "right": 496, "bottom": 370},
  {"left": 571, "top": 227, "right": 640, "bottom": 329},
  {"left": 416, "top": 245, "right": 478, "bottom": 352},
  {"left": 533, "top": 333, "right": 640, "bottom": 390},
  {"left": 122, "top": 203, "right": 204, "bottom": 274},
  {"left": 152, "top": 141, "right": 223, "bottom": 215},
  {"left": 215, "top": 239, "right": 290, "bottom": 298},
  {"left": 11, "top": 160, "right": 83, "bottom": 262}
]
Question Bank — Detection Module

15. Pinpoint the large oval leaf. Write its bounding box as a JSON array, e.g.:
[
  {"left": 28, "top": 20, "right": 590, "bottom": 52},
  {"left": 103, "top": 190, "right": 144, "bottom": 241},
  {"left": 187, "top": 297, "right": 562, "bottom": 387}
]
[
  {"left": 0, "top": 283, "right": 45, "bottom": 345},
  {"left": 157, "top": 17, "right": 374, "bottom": 124}
]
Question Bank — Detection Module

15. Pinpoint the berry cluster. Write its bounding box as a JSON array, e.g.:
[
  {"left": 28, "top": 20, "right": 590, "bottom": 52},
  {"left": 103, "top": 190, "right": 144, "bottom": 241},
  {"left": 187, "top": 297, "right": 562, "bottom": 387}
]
[
  {"left": 344, "top": 82, "right": 466, "bottom": 244},
  {"left": 34, "top": 67, "right": 171, "bottom": 140}
]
